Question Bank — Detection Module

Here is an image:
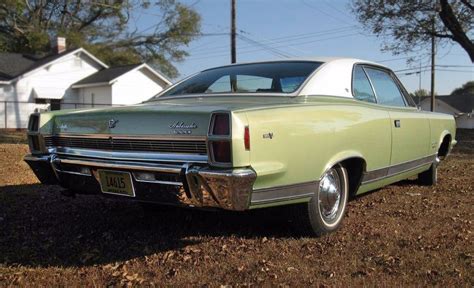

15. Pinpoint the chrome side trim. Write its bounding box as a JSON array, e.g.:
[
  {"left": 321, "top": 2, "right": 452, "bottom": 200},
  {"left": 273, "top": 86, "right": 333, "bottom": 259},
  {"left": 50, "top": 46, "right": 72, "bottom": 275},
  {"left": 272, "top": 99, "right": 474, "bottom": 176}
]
[
  {"left": 361, "top": 154, "right": 436, "bottom": 185},
  {"left": 50, "top": 133, "right": 207, "bottom": 141},
  {"left": 53, "top": 147, "right": 208, "bottom": 163},
  {"left": 250, "top": 181, "right": 317, "bottom": 205}
]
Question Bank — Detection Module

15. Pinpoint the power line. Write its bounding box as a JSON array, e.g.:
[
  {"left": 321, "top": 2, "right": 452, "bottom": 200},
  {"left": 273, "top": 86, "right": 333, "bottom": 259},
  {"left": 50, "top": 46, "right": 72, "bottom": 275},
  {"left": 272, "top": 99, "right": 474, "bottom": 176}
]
[
  {"left": 185, "top": 32, "right": 361, "bottom": 61},
  {"left": 189, "top": 31, "right": 360, "bottom": 58},
  {"left": 395, "top": 64, "right": 473, "bottom": 73},
  {"left": 189, "top": 26, "right": 357, "bottom": 55},
  {"left": 396, "top": 68, "right": 473, "bottom": 74},
  {"left": 301, "top": 0, "right": 354, "bottom": 26},
  {"left": 238, "top": 35, "right": 294, "bottom": 58}
]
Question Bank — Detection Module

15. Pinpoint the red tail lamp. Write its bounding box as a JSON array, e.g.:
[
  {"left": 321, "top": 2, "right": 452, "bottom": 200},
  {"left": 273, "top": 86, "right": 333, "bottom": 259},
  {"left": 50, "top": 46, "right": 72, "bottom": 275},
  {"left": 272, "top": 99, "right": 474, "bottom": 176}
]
[
  {"left": 211, "top": 141, "right": 231, "bottom": 163},
  {"left": 244, "top": 126, "right": 250, "bottom": 150},
  {"left": 211, "top": 113, "right": 230, "bottom": 135},
  {"left": 209, "top": 112, "right": 231, "bottom": 164}
]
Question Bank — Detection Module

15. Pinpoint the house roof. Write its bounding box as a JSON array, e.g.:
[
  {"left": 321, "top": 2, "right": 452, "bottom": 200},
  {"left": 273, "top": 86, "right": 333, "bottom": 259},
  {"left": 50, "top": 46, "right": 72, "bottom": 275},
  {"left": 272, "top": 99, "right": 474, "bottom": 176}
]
[
  {"left": 71, "top": 63, "right": 172, "bottom": 88},
  {"left": 420, "top": 94, "right": 473, "bottom": 113},
  {"left": 440, "top": 94, "right": 473, "bottom": 113},
  {"left": 0, "top": 48, "right": 108, "bottom": 83},
  {"left": 72, "top": 63, "right": 142, "bottom": 86},
  {"left": 0, "top": 49, "right": 76, "bottom": 80}
]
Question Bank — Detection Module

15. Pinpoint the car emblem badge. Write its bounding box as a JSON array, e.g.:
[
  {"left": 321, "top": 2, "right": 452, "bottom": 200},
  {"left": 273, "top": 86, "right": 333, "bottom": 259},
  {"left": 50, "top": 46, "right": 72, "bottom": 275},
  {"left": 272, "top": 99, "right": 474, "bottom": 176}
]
[
  {"left": 108, "top": 119, "right": 119, "bottom": 129},
  {"left": 169, "top": 121, "right": 198, "bottom": 135}
]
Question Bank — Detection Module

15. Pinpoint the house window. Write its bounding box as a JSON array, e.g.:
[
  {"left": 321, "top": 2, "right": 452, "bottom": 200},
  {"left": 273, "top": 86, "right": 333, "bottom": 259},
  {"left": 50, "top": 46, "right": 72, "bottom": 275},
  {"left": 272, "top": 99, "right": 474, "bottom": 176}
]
[
  {"left": 50, "top": 99, "right": 61, "bottom": 110},
  {"left": 35, "top": 98, "right": 47, "bottom": 104}
]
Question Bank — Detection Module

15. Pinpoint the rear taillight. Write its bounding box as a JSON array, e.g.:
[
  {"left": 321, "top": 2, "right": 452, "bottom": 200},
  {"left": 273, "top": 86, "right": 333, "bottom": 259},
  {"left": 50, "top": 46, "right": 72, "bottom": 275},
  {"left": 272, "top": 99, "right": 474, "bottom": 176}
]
[
  {"left": 209, "top": 112, "right": 231, "bottom": 164},
  {"left": 211, "top": 141, "right": 231, "bottom": 163},
  {"left": 244, "top": 126, "right": 250, "bottom": 150},
  {"left": 28, "top": 114, "right": 39, "bottom": 132},
  {"left": 210, "top": 113, "right": 230, "bottom": 135},
  {"left": 27, "top": 113, "right": 41, "bottom": 153}
]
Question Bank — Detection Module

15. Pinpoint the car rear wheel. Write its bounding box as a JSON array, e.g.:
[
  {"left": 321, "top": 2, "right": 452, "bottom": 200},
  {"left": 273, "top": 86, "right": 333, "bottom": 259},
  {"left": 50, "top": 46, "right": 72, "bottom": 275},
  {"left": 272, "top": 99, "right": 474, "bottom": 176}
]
[{"left": 297, "top": 164, "right": 349, "bottom": 236}]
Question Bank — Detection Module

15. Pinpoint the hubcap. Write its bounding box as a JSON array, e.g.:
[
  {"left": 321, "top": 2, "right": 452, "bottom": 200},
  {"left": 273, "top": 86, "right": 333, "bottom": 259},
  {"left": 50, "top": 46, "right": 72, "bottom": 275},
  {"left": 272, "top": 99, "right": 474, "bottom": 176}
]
[{"left": 319, "top": 169, "right": 342, "bottom": 222}]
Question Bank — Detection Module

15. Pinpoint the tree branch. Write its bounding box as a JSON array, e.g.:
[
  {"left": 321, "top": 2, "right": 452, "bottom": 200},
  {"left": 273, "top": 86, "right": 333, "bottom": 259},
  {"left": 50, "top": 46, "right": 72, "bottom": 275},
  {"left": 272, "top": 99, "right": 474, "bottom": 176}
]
[
  {"left": 460, "top": 0, "right": 474, "bottom": 11},
  {"left": 439, "top": 0, "right": 474, "bottom": 62}
]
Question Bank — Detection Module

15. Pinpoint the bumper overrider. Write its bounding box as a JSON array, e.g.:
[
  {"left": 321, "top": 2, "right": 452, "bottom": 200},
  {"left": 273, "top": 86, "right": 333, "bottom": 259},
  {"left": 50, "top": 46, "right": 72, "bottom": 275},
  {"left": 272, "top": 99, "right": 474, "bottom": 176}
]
[{"left": 24, "top": 154, "right": 257, "bottom": 211}]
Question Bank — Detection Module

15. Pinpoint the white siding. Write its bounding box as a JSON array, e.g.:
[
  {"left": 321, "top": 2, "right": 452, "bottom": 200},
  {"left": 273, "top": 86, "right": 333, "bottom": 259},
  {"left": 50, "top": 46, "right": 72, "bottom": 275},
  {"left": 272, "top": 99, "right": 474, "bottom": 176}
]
[
  {"left": 419, "top": 99, "right": 457, "bottom": 115},
  {"left": 0, "top": 52, "right": 102, "bottom": 128},
  {"left": 111, "top": 68, "right": 165, "bottom": 105},
  {"left": 420, "top": 99, "right": 474, "bottom": 129},
  {"left": 69, "top": 86, "right": 112, "bottom": 109},
  {"left": 456, "top": 115, "right": 474, "bottom": 129}
]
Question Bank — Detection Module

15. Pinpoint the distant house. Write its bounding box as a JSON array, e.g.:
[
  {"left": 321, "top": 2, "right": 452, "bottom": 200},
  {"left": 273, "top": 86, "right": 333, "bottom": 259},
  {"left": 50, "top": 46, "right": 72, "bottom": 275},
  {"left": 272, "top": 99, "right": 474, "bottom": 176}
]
[
  {"left": 0, "top": 38, "right": 171, "bottom": 129},
  {"left": 419, "top": 94, "right": 473, "bottom": 129}
]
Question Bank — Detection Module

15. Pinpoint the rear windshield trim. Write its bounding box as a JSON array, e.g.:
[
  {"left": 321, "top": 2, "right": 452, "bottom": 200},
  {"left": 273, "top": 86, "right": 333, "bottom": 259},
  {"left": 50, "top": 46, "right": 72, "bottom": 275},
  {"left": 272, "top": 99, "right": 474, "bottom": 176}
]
[{"left": 155, "top": 61, "right": 323, "bottom": 99}]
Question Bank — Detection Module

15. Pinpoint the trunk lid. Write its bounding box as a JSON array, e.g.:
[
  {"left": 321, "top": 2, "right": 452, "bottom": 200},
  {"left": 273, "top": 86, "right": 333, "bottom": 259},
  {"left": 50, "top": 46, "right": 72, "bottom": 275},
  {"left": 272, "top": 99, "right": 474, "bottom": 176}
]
[{"left": 51, "top": 96, "right": 300, "bottom": 136}]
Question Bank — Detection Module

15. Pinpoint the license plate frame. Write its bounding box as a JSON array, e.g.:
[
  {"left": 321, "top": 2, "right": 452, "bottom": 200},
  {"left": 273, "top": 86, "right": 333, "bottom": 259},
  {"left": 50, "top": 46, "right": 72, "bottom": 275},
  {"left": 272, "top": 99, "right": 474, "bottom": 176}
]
[{"left": 97, "top": 169, "right": 135, "bottom": 197}]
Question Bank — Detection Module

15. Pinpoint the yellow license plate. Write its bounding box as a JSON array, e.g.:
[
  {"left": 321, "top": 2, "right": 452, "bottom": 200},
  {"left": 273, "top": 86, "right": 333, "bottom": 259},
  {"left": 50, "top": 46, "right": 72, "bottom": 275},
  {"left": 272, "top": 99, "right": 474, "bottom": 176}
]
[{"left": 98, "top": 170, "right": 135, "bottom": 197}]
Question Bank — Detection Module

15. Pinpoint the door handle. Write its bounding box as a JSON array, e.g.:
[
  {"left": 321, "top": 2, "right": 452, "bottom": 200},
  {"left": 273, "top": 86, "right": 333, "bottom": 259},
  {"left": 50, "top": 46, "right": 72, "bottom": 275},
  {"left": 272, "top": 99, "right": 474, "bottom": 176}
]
[{"left": 394, "top": 120, "right": 401, "bottom": 128}]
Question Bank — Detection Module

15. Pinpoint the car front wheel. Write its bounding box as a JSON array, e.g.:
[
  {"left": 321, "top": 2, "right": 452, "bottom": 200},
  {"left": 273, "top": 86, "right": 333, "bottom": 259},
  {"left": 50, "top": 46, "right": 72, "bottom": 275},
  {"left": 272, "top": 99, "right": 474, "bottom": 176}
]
[{"left": 299, "top": 164, "right": 349, "bottom": 236}]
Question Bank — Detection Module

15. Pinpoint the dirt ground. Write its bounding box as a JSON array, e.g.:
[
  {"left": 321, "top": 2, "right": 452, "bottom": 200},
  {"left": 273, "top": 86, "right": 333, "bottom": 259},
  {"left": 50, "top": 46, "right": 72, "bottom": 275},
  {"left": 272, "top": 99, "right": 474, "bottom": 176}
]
[{"left": 0, "top": 130, "right": 472, "bottom": 287}]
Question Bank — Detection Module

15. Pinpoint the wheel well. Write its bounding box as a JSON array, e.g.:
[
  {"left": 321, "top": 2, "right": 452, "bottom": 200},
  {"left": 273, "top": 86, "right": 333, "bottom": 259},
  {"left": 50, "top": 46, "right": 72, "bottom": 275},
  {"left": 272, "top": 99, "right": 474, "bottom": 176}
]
[
  {"left": 340, "top": 158, "right": 366, "bottom": 198},
  {"left": 438, "top": 134, "right": 451, "bottom": 159}
]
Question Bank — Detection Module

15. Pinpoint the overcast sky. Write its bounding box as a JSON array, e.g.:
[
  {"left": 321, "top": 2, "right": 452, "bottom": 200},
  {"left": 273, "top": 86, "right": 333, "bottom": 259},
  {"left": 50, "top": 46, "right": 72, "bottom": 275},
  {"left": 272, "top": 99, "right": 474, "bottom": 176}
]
[{"left": 134, "top": 0, "right": 473, "bottom": 95}]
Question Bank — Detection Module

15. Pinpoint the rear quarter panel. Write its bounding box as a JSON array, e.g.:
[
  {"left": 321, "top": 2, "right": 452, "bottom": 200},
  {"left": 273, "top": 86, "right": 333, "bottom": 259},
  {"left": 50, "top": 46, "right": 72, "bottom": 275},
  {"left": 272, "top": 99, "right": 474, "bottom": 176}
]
[
  {"left": 243, "top": 99, "right": 392, "bottom": 191},
  {"left": 425, "top": 111, "right": 457, "bottom": 154}
]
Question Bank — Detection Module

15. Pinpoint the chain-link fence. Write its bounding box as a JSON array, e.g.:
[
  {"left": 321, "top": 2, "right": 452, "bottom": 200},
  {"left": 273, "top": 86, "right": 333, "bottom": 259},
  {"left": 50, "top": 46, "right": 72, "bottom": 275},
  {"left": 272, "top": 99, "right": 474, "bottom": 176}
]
[{"left": 1, "top": 101, "right": 121, "bottom": 129}]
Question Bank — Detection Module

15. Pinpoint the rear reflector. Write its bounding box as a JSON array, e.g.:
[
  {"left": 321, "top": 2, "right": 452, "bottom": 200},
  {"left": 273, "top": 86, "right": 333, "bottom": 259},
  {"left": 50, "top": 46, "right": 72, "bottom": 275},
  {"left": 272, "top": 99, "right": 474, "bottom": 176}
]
[
  {"left": 244, "top": 126, "right": 250, "bottom": 150},
  {"left": 211, "top": 113, "right": 230, "bottom": 135},
  {"left": 211, "top": 141, "right": 231, "bottom": 163}
]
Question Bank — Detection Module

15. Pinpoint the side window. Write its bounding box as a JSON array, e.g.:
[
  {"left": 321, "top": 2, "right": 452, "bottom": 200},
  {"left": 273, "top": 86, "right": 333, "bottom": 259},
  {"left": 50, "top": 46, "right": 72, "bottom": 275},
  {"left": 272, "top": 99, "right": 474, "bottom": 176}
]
[
  {"left": 393, "top": 75, "right": 417, "bottom": 107},
  {"left": 353, "top": 65, "right": 376, "bottom": 103},
  {"left": 364, "top": 67, "right": 406, "bottom": 107},
  {"left": 280, "top": 76, "right": 306, "bottom": 93}
]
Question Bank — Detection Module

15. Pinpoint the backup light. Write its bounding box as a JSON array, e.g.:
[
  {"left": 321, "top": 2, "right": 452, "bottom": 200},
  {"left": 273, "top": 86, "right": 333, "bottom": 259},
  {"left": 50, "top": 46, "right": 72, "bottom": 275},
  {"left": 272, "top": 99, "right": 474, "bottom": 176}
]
[{"left": 134, "top": 172, "right": 156, "bottom": 182}]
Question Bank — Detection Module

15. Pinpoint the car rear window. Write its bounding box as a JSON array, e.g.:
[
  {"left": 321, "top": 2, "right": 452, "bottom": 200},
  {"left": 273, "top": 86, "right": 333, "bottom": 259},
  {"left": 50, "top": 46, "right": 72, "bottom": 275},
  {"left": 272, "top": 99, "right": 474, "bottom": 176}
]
[{"left": 159, "top": 61, "right": 322, "bottom": 97}]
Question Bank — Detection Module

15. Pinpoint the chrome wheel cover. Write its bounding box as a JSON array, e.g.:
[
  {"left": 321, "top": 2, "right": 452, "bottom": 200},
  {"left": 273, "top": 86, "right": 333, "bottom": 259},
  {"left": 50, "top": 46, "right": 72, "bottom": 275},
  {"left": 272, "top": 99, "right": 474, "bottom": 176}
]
[{"left": 319, "top": 168, "right": 342, "bottom": 222}]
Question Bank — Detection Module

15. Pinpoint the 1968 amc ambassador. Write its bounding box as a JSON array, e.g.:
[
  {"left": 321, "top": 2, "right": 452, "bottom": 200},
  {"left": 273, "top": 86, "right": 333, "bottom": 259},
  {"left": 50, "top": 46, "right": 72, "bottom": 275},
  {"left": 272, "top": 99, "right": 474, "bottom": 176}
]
[{"left": 25, "top": 58, "right": 456, "bottom": 235}]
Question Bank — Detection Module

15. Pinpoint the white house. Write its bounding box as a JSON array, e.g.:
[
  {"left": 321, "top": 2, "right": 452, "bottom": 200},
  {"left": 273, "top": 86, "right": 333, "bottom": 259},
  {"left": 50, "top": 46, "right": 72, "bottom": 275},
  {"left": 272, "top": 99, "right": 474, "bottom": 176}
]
[
  {"left": 419, "top": 95, "right": 473, "bottom": 129},
  {"left": 0, "top": 40, "right": 171, "bottom": 129},
  {"left": 70, "top": 63, "right": 171, "bottom": 108}
]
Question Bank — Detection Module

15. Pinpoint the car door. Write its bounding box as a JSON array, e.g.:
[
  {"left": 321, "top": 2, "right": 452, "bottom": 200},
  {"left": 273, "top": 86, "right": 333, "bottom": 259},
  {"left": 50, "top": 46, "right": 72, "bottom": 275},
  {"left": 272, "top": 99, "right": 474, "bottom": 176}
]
[{"left": 363, "top": 66, "right": 430, "bottom": 167}]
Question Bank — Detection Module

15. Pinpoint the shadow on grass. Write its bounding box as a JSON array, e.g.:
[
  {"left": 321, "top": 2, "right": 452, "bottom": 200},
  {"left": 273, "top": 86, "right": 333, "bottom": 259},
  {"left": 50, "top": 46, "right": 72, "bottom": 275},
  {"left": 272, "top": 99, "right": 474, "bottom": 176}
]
[{"left": 0, "top": 184, "right": 303, "bottom": 268}]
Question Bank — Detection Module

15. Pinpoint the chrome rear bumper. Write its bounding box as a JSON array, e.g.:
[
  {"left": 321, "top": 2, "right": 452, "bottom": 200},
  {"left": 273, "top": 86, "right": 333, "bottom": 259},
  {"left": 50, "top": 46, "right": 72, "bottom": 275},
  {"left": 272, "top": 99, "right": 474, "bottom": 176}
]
[{"left": 24, "top": 154, "right": 256, "bottom": 211}]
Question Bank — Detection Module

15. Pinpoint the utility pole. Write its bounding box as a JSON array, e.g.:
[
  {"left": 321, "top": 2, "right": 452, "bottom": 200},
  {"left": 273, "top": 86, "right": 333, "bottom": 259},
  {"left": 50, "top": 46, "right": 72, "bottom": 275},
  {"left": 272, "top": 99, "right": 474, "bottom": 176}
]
[
  {"left": 430, "top": 18, "right": 436, "bottom": 112},
  {"left": 231, "top": 0, "right": 236, "bottom": 64},
  {"left": 418, "top": 61, "right": 422, "bottom": 105}
]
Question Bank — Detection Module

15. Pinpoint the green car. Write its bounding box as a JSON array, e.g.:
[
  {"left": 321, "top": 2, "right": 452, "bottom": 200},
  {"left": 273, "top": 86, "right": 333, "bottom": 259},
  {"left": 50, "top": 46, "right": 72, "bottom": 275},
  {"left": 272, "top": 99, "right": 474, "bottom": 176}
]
[{"left": 25, "top": 58, "right": 456, "bottom": 236}]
